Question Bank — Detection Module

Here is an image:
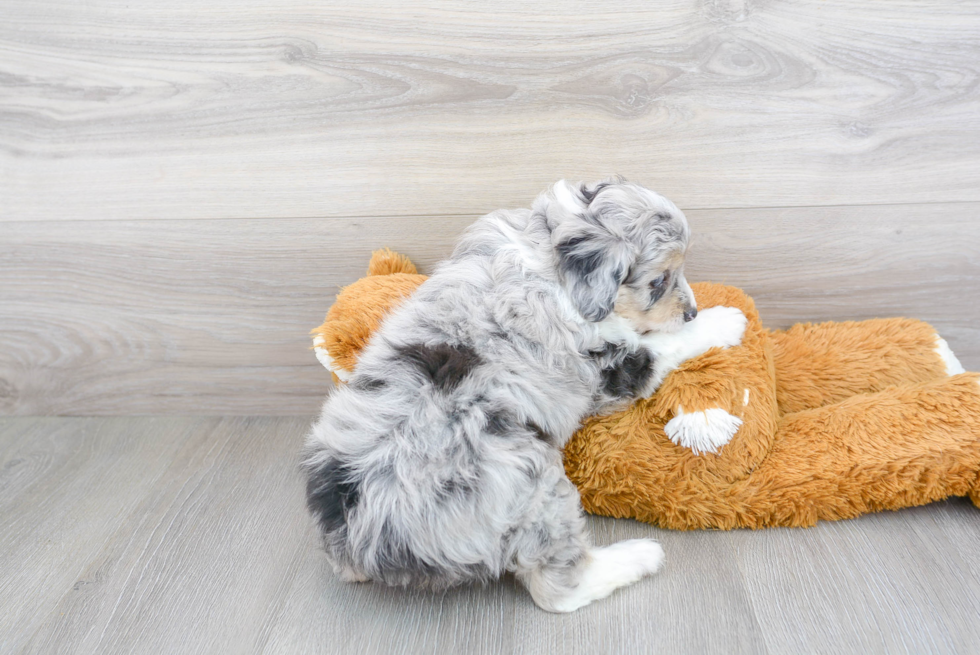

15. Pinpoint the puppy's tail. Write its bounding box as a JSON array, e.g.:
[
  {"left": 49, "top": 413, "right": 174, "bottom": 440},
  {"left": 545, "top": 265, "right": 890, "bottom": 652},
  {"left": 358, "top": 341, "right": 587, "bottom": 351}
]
[{"left": 367, "top": 248, "right": 418, "bottom": 276}]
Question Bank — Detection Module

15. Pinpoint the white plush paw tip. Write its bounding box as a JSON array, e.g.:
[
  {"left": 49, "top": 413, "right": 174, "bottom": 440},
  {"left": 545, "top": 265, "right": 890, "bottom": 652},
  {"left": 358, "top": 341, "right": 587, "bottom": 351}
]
[
  {"left": 313, "top": 336, "right": 352, "bottom": 382},
  {"left": 664, "top": 407, "right": 742, "bottom": 455},
  {"left": 934, "top": 335, "right": 965, "bottom": 376}
]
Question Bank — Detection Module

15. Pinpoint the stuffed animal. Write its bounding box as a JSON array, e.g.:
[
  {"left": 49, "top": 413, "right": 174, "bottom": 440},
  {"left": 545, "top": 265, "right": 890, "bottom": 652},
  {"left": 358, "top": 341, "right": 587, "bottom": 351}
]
[{"left": 313, "top": 249, "right": 980, "bottom": 529}]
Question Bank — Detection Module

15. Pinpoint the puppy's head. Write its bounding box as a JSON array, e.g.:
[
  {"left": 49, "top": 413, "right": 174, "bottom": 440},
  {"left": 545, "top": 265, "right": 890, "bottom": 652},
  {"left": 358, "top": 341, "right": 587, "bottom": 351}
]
[{"left": 540, "top": 178, "right": 697, "bottom": 333}]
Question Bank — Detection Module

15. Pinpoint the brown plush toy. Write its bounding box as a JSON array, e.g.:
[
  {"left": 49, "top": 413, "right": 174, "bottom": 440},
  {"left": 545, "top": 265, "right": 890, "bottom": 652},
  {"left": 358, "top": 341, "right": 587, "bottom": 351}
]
[{"left": 313, "top": 249, "right": 980, "bottom": 530}]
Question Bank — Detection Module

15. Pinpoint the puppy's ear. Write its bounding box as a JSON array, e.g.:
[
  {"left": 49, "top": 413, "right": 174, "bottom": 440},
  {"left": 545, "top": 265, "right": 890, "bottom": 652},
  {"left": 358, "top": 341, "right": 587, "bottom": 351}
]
[
  {"left": 539, "top": 179, "right": 634, "bottom": 322},
  {"left": 579, "top": 176, "right": 625, "bottom": 204},
  {"left": 556, "top": 230, "right": 632, "bottom": 322},
  {"left": 578, "top": 180, "right": 612, "bottom": 204},
  {"left": 579, "top": 182, "right": 604, "bottom": 204}
]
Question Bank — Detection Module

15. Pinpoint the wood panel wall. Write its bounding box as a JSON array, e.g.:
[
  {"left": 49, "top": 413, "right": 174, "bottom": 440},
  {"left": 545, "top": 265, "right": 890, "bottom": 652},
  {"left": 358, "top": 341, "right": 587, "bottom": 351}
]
[{"left": 2, "top": 1, "right": 978, "bottom": 415}]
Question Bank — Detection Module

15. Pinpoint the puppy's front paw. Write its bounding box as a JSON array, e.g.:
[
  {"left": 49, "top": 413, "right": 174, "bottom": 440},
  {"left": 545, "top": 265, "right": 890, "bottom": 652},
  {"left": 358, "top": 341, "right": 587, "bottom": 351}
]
[
  {"left": 691, "top": 306, "right": 747, "bottom": 350},
  {"left": 664, "top": 407, "right": 742, "bottom": 455}
]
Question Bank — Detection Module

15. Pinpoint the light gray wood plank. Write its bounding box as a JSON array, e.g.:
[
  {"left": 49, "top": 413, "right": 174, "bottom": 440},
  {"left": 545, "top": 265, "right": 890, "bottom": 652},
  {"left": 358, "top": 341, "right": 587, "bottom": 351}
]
[
  {"left": 23, "top": 417, "right": 313, "bottom": 654},
  {"left": 5, "top": 416, "right": 980, "bottom": 654},
  {"left": 1, "top": 202, "right": 977, "bottom": 415},
  {"left": 2, "top": 1, "right": 979, "bottom": 220},
  {"left": 684, "top": 202, "right": 980, "bottom": 356},
  {"left": 0, "top": 419, "right": 83, "bottom": 514},
  {"left": 931, "top": 498, "right": 980, "bottom": 593},
  {"left": 260, "top": 525, "right": 518, "bottom": 655},
  {"left": 0, "top": 214, "right": 467, "bottom": 415},
  {"left": 0, "top": 416, "right": 46, "bottom": 468},
  {"left": 511, "top": 518, "right": 769, "bottom": 655},
  {"left": 8, "top": 415, "right": 517, "bottom": 655},
  {"left": 0, "top": 417, "right": 208, "bottom": 653},
  {"left": 730, "top": 504, "right": 980, "bottom": 654}
]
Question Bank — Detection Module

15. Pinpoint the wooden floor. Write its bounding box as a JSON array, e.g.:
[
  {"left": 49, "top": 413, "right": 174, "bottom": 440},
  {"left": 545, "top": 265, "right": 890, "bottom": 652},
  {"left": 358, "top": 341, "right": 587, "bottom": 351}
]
[{"left": 2, "top": 416, "right": 979, "bottom": 654}]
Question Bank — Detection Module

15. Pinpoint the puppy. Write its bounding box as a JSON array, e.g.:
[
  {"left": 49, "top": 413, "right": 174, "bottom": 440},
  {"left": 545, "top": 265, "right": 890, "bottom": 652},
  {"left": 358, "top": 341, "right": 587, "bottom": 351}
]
[{"left": 303, "top": 179, "right": 747, "bottom": 612}]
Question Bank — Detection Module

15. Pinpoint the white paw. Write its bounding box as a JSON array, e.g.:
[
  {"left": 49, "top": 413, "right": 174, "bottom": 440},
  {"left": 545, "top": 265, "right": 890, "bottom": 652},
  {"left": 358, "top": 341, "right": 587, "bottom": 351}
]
[
  {"left": 606, "top": 538, "right": 665, "bottom": 579},
  {"left": 331, "top": 560, "right": 371, "bottom": 583},
  {"left": 691, "top": 306, "right": 748, "bottom": 350},
  {"left": 338, "top": 570, "right": 371, "bottom": 583},
  {"left": 664, "top": 407, "right": 742, "bottom": 455},
  {"left": 638, "top": 306, "right": 748, "bottom": 380},
  {"left": 934, "top": 335, "right": 965, "bottom": 376},
  {"left": 550, "top": 539, "right": 665, "bottom": 613}
]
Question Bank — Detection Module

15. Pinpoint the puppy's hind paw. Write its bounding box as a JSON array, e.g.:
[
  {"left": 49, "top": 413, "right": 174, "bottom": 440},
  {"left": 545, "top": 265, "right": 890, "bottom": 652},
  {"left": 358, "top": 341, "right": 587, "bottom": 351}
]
[
  {"left": 333, "top": 565, "right": 371, "bottom": 583},
  {"left": 545, "top": 539, "right": 665, "bottom": 613},
  {"left": 340, "top": 571, "right": 371, "bottom": 583},
  {"left": 602, "top": 538, "right": 666, "bottom": 580},
  {"left": 665, "top": 407, "right": 742, "bottom": 455}
]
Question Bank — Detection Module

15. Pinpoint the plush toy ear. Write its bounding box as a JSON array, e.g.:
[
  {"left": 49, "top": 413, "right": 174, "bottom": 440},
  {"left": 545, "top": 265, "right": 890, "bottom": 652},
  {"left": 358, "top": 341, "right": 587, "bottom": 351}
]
[
  {"left": 367, "top": 247, "right": 418, "bottom": 276},
  {"left": 556, "top": 232, "right": 631, "bottom": 322}
]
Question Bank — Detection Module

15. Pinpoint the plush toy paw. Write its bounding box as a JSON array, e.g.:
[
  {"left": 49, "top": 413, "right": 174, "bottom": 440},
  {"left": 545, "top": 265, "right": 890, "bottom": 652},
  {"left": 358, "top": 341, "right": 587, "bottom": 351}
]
[
  {"left": 934, "top": 335, "right": 965, "bottom": 376},
  {"left": 313, "top": 335, "right": 352, "bottom": 383},
  {"left": 664, "top": 406, "right": 743, "bottom": 455}
]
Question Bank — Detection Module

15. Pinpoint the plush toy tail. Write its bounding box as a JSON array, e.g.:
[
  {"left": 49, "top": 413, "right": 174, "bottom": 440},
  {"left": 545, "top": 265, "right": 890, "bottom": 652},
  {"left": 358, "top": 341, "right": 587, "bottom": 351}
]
[{"left": 367, "top": 248, "right": 418, "bottom": 276}]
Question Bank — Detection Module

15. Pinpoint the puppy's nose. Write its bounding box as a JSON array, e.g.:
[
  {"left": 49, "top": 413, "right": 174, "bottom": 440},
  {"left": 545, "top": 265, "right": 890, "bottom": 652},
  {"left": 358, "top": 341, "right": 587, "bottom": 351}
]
[{"left": 683, "top": 307, "right": 698, "bottom": 322}]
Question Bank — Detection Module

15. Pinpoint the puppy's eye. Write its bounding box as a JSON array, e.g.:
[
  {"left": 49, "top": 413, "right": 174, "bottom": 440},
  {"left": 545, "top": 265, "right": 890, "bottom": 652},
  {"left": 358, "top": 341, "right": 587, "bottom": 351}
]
[{"left": 649, "top": 272, "right": 668, "bottom": 289}]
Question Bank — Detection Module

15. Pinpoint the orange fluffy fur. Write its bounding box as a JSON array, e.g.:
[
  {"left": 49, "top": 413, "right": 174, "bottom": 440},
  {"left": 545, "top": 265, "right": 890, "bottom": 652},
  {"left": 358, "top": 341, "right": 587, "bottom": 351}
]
[
  {"left": 313, "top": 251, "right": 980, "bottom": 529},
  {"left": 311, "top": 249, "right": 426, "bottom": 383}
]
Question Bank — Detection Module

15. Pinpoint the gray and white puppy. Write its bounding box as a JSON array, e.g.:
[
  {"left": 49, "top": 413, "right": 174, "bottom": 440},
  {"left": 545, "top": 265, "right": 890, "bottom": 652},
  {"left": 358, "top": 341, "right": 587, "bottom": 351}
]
[{"left": 303, "top": 179, "right": 747, "bottom": 612}]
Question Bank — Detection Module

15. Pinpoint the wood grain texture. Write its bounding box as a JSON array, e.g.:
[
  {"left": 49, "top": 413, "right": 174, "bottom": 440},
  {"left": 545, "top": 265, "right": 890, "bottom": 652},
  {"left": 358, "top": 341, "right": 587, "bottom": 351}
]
[
  {"left": 0, "top": 417, "right": 206, "bottom": 652},
  {"left": 510, "top": 518, "right": 770, "bottom": 655},
  {"left": 730, "top": 505, "right": 980, "bottom": 653},
  {"left": 4, "top": 416, "right": 980, "bottom": 654},
  {"left": 23, "top": 417, "right": 313, "bottom": 654},
  {"left": 262, "top": 531, "right": 519, "bottom": 655},
  {"left": 1, "top": 202, "right": 977, "bottom": 415},
  {"left": 2, "top": 1, "right": 980, "bottom": 220}
]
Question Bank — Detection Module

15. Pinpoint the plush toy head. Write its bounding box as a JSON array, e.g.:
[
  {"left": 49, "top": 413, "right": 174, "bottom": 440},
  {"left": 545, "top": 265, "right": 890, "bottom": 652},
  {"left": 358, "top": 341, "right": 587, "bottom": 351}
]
[
  {"left": 314, "top": 250, "right": 980, "bottom": 530},
  {"left": 312, "top": 249, "right": 425, "bottom": 385}
]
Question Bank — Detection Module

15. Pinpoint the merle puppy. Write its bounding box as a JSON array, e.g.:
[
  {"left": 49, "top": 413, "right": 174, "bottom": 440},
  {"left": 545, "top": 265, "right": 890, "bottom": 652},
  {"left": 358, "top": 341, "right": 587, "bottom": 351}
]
[{"left": 303, "top": 179, "right": 747, "bottom": 612}]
